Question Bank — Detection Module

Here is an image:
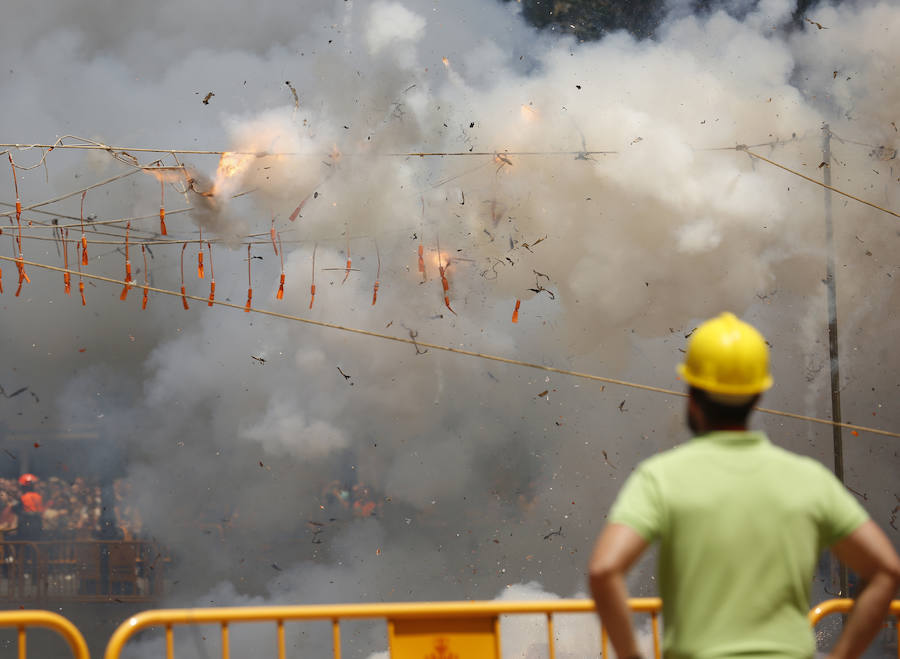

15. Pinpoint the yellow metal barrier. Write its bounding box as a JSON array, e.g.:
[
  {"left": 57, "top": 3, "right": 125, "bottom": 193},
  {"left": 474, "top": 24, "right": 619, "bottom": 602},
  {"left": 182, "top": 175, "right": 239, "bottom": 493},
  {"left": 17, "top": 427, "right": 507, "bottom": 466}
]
[
  {"left": 104, "top": 598, "right": 663, "bottom": 659},
  {"left": 809, "top": 599, "right": 900, "bottom": 659},
  {"left": 0, "top": 610, "right": 90, "bottom": 659}
]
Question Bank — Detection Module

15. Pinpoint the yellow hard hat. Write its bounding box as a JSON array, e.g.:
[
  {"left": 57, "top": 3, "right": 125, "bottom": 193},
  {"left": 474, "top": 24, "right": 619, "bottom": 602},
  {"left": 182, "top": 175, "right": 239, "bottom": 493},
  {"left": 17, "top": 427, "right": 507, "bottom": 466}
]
[{"left": 677, "top": 312, "right": 773, "bottom": 397}]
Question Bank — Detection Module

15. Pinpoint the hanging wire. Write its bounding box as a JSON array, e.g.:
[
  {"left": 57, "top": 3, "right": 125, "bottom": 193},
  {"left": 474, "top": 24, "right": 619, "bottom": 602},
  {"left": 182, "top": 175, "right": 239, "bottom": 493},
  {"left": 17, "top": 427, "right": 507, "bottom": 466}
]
[{"left": 3, "top": 252, "right": 898, "bottom": 440}]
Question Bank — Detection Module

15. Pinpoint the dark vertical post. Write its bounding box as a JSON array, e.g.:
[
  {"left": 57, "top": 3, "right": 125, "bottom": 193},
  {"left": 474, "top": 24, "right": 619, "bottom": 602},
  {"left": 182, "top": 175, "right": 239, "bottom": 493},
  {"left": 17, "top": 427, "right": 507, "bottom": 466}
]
[{"left": 823, "top": 125, "right": 849, "bottom": 597}]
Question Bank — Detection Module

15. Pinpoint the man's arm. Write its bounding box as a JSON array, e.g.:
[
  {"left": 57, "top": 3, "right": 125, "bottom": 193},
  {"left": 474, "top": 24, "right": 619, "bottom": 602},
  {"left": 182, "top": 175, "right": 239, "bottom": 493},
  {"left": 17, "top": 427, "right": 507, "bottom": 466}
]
[
  {"left": 827, "top": 520, "right": 900, "bottom": 659},
  {"left": 588, "top": 523, "right": 650, "bottom": 659}
]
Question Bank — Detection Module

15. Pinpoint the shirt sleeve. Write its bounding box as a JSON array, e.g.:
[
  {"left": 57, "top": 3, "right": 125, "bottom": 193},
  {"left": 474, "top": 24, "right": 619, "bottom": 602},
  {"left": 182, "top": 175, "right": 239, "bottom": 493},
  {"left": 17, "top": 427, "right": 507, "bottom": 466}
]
[
  {"left": 816, "top": 464, "right": 869, "bottom": 547},
  {"left": 608, "top": 463, "right": 664, "bottom": 542}
]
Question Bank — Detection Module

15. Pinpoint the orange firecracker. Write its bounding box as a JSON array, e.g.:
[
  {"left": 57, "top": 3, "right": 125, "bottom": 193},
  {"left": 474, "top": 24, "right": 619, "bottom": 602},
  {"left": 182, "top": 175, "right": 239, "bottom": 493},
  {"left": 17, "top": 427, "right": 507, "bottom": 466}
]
[
  {"left": 512, "top": 299, "right": 521, "bottom": 323},
  {"left": 207, "top": 242, "right": 215, "bottom": 306},
  {"left": 197, "top": 227, "right": 204, "bottom": 278},
  {"left": 275, "top": 233, "right": 285, "bottom": 300},
  {"left": 341, "top": 230, "right": 352, "bottom": 284},
  {"left": 159, "top": 180, "right": 168, "bottom": 235},
  {"left": 436, "top": 237, "right": 456, "bottom": 315},
  {"left": 180, "top": 243, "right": 189, "bottom": 310},
  {"left": 80, "top": 191, "right": 89, "bottom": 265},
  {"left": 14, "top": 257, "right": 29, "bottom": 297},
  {"left": 120, "top": 222, "right": 132, "bottom": 301},
  {"left": 270, "top": 217, "right": 278, "bottom": 255},
  {"left": 62, "top": 230, "right": 71, "bottom": 295},
  {"left": 372, "top": 238, "right": 382, "bottom": 305},
  {"left": 76, "top": 242, "right": 86, "bottom": 306},
  {"left": 245, "top": 244, "right": 253, "bottom": 312},
  {"left": 309, "top": 243, "right": 317, "bottom": 309},
  {"left": 141, "top": 244, "right": 148, "bottom": 310}
]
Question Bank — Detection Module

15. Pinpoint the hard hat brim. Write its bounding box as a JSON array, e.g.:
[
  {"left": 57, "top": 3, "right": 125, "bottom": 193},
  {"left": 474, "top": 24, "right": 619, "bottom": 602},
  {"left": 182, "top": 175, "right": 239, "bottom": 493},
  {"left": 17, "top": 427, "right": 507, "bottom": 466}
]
[{"left": 677, "top": 363, "right": 773, "bottom": 395}]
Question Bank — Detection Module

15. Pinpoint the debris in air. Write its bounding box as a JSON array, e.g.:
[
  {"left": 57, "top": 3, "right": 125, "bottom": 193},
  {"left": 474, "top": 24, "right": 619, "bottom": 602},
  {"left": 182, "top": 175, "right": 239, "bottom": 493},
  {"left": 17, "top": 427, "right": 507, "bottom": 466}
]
[
  {"left": 602, "top": 450, "right": 617, "bottom": 469},
  {"left": 285, "top": 81, "right": 299, "bottom": 109},
  {"left": 202, "top": 92, "right": 215, "bottom": 105},
  {"left": 0, "top": 386, "right": 28, "bottom": 399},
  {"left": 337, "top": 367, "right": 354, "bottom": 385},
  {"left": 408, "top": 329, "right": 428, "bottom": 355},
  {"left": 543, "top": 526, "right": 562, "bottom": 540},
  {"left": 804, "top": 17, "right": 828, "bottom": 29}
]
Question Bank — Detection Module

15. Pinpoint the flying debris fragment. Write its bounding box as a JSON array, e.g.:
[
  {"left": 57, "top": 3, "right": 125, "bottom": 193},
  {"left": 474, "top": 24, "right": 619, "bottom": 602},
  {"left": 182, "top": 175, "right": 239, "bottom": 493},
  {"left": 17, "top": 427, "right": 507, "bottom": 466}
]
[
  {"left": 202, "top": 92, "right": 215, "bottom": 105},
  {"left": 602, "top": 450, "right": 617, "bottom": 469},
  {"left": 407, "top": 329, "right": 428, "bottom": 355},
  {"left": 870, "top": 146, "right": 897, "bottom": 161},
  {"left": 0, "top": 385, "right": 28, "bottom": 399},
  {"left": 804, "top": 17, "right": 829, "bottom": 29},
  {"left": 285, "top": 81, "right": 299, "bottom": 109},
  {"left": 543, "top": 526, "right": 562, "bottom": 540}
]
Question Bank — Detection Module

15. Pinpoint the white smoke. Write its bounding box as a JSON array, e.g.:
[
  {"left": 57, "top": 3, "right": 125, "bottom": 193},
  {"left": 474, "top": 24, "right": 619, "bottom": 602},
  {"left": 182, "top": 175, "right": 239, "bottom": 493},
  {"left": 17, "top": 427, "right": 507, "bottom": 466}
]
[{"left": 1, "top": 1, "right": 898, "bottom": 657}]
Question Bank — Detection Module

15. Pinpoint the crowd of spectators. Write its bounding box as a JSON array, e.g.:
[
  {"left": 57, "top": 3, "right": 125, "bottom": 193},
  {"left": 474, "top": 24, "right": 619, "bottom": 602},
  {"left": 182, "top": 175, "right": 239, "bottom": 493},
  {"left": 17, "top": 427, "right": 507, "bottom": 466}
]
[{"left": 0, "top": 476, "right": 142, "bottom": 541}]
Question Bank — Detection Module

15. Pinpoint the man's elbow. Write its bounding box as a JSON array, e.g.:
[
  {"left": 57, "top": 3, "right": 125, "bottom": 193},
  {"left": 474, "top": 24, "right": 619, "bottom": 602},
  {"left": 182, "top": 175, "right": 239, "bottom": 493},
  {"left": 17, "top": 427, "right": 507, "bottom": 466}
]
[
  {"left": 588, "top": 556, "right": 624, "bottom": 584},
  {"left": 884, "top": 556, "right": 900, "bottom": 590}
]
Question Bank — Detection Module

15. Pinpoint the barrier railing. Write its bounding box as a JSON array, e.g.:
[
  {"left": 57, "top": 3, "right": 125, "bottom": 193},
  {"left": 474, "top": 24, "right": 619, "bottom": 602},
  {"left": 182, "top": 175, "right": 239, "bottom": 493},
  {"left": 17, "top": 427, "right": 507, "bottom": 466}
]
[
  {"left": 0, "top": 610, "right": 90, "bottom": 659},
  {"left": 809, "top": 599, "right": 900, "bottom": 659},
  {"left": 0, "top": 596, "right": 881, "bottom": 658},
  {"left": 103, "top": 598, "right": 663, "bottom": 659},
  {"left": 0, "top": 540, "right": 167, "bottom": 602}
]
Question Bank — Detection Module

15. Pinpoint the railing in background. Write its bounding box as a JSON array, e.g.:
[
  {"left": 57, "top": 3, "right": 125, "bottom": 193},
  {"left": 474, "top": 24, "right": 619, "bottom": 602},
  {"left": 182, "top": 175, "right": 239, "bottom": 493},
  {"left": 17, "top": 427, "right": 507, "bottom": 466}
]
[
  {"left": 0, "top": 540, "right": 167, "bottom": 602},
  {"left": 809, "top": 599, "right": 900, "bottom": 659},
  {"left": 103, "top": 598, "right": 664, "bottom": 659},
  {"left": 0, "top": 610, "right": 90, "bottom": 659}
]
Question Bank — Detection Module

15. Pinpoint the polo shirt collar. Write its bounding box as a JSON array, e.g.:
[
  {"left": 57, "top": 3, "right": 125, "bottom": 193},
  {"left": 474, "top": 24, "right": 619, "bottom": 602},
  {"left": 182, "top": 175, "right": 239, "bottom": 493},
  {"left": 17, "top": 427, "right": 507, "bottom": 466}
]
[{"left": 694, "top": 430, "right": 770, "bottom": 445}]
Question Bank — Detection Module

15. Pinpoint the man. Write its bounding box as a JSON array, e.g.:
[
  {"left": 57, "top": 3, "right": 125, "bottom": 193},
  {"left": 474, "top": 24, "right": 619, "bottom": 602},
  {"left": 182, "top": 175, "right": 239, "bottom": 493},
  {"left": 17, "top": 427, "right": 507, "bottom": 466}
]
[
  {"left": 588, "top": 312, "right": 900, "bottom": 659},
  {"left": 12, "top": 473, "right": 44, "bottom": 540}
]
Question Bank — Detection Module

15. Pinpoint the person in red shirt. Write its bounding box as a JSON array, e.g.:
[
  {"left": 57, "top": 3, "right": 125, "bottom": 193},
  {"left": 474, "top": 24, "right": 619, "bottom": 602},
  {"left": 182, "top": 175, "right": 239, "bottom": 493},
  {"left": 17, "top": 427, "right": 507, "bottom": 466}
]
[{"left": 13, "top": 473, "right": 44, "bottom": 540}]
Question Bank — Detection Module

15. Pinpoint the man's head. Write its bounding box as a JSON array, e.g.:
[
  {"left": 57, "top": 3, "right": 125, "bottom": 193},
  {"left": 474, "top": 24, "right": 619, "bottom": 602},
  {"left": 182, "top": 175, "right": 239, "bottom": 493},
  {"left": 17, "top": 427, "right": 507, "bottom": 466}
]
[
  {"left": 678, "top": 312, "right": 772, "bottom": 432},
  {"left": 18, "top": 473, "right": 38, "bottom": 491}
]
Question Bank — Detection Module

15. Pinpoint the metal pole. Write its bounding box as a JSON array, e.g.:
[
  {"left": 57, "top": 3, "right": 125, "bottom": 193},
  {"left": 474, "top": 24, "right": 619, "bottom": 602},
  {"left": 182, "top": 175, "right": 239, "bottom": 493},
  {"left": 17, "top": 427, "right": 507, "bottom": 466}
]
[{"left": 822, "top": 125, "right": 849, "bottom": 597}]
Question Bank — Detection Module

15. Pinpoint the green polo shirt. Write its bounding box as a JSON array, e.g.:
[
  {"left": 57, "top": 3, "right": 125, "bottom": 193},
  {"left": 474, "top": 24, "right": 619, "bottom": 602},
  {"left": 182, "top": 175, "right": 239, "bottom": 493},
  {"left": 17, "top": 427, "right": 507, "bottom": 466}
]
[{"left": 609, "top": 431, "right": 868, "bottom": 658}]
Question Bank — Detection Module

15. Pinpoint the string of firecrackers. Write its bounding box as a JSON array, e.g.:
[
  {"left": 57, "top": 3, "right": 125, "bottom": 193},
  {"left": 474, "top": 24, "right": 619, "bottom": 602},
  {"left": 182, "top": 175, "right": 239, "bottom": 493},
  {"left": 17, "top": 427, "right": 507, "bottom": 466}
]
[
  {"left": 5, "top": 137, "right": 898, "bottom": 237},
  {"left": 5, "top": 138, "right": 900, "bottom": 324},
  {"left": 1, "top": 251, "right": 897, "bottom": 441},
  {"left": 0, "top": 129, "right": 820, "bottom": 160},
  {"left": 5, "top": 138, "right": 897, "bottom": 240}
]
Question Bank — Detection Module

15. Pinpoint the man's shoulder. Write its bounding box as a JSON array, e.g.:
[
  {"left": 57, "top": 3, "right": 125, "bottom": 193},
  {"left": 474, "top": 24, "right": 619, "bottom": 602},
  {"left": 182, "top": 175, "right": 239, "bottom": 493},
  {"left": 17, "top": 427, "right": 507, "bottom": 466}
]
[{"left": 635, "top": 434, "right": 833, "bottom": 476}]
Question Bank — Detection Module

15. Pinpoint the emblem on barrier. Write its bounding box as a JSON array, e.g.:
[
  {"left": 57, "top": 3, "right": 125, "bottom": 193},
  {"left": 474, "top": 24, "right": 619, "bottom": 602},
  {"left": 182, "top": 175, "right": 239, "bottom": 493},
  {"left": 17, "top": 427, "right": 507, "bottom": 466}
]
[{"left": 426, "top": 637, "right": 459, "bottom": 659}]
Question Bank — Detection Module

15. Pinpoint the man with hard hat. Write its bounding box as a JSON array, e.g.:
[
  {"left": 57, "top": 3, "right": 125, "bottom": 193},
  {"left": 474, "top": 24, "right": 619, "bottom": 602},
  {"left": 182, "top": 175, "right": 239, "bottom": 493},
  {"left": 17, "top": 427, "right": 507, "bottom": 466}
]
[{"left": 588, "top": 312, "right": 900, "bottom": 659}]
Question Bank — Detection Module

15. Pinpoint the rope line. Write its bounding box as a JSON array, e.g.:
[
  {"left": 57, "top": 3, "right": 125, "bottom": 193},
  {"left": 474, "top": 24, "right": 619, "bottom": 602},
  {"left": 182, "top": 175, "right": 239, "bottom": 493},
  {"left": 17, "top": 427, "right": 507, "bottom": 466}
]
[
  {"left": 0, "top": 169, "right": 141, "bottom": 218},
  {"left": 741, "top": 147, "right": 900, "bottom": 220},
  {"left": 2, "top": 254, "right": 896, "bottom": 440}
]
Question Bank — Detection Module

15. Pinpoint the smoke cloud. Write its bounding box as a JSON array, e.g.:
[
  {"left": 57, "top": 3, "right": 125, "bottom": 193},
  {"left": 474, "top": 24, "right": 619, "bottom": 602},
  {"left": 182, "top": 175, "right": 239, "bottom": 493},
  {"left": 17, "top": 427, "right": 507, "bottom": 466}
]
[{"left": 1, "top": 0, "right": 898, "bottom": 656}]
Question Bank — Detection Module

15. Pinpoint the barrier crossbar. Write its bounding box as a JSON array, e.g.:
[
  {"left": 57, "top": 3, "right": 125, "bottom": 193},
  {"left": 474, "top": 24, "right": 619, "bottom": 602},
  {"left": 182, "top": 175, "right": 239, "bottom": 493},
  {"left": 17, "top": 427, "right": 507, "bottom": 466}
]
[
  {"left": 0, "top": 610, "right": 90, "bottom": 659},
  {"left": 809, "top": 599, "right": 900, "bottom": 659},
  {"left": 103, "top": 598, "right": 663, "bottom": 659}
]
